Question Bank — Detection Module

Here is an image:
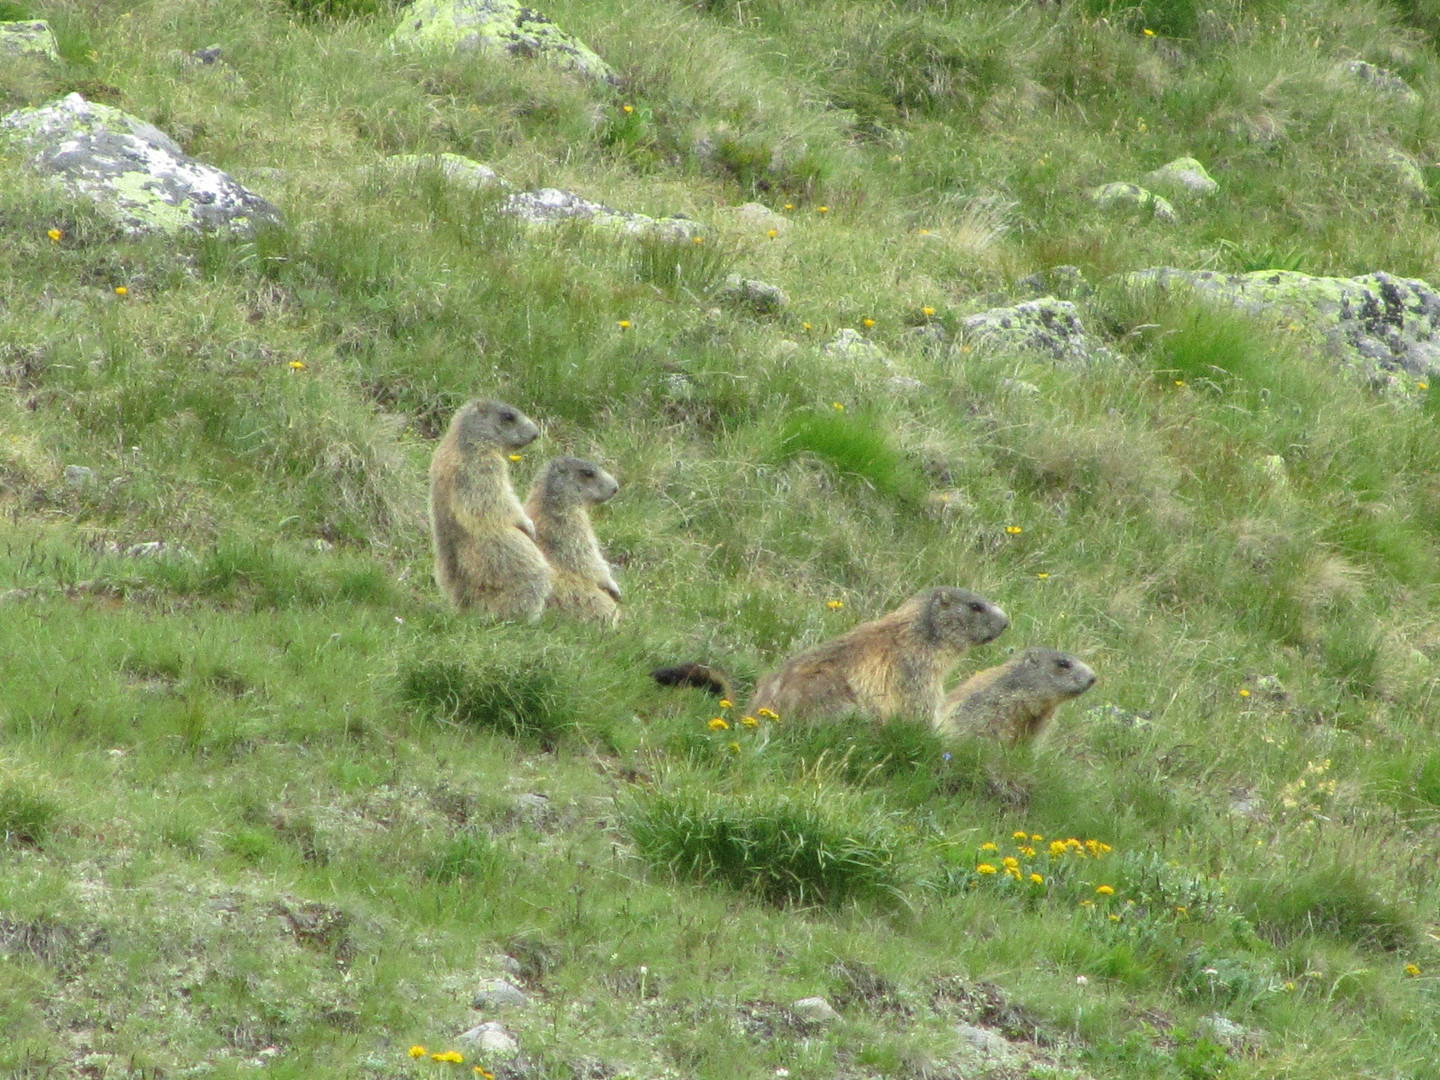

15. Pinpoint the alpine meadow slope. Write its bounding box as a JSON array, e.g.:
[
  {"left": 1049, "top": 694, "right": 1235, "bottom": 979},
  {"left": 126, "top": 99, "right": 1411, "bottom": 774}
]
[{"left": 5, "top": 0, "right": 1440, "bottom": 1078}]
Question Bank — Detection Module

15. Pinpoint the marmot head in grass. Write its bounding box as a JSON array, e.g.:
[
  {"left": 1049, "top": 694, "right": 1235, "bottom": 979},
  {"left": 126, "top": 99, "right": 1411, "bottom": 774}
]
[
  {"left": 533, "top": 456, "right": 620, "bottom": 508},
  {"left": 451, "top": 399, "right": 541, "bottom": 453},
  {"left": 917, "top": 586, "right": 1011, "bottom": 648}
]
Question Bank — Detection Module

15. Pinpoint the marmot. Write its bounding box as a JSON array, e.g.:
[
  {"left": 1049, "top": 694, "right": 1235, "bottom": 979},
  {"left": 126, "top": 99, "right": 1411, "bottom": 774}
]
[
  {"left": 429, "top": 399, "right": 553, "bottom": 620},
  {"left": 935, "top": 648, "right": 1096, "bottom": 745},
  {"left": 524, "top": 456, "right": 622, "bottom": 626},
  {"left": 748, "top": 586, "right": 1010, "bottom": 723},
  {"left": 652, "top": 662, "right": 735, "bottom": 700}
]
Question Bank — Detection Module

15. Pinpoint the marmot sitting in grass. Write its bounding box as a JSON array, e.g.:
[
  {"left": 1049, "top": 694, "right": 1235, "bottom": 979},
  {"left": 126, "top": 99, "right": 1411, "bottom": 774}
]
[
  {"left": 524, "top": 456, "right": 623, "bottom": 626},
  {"left": 935, "top": 648, "right": 1096, "bottom": 746},
  {"left": 429, "top": 399, "right": 553, "bottom": 620},
  {"left": 747, "top": 586, "right": 1010, "bottom": 722}
]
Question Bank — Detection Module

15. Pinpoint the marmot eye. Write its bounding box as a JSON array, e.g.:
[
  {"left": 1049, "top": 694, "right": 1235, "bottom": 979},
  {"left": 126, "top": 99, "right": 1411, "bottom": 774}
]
[
  {"left": 1057, "top": 658, "right": 1072, "bottom": 669},
  {"left": 968, "top": 601, "right": 987, "bottom": 613},
  {"left": 581, "top": 469, "right": 596, "bottom": 479},
  {"left": 499, "top": 409, "right": 517, "bottom": 422}
]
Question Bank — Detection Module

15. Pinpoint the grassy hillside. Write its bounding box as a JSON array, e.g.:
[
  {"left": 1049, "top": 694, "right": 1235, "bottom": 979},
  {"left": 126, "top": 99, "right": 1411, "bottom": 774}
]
[{"left": 5, "top": 0, "right": 1440, "bottom": 1077}]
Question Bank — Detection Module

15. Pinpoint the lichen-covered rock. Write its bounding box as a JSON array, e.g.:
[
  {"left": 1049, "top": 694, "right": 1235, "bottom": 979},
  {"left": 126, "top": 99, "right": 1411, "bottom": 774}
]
[
  {"left": 791, "top": 996, "right": 839, "bottom": 1024},
  {"left": 376, "top": 152, "right": 508, "bottom": 190},
  {"left": 822, "top": 328, "right": 891, "bottom": 368},
  {"left": 1089, "top": 182, "right": 1177, "bottom": 223},
  {"left": 1337, "top": 60, "right": 1421, "bottom": 105},
  {"left": 391, "top": 0, "right": 616, "bottom": 84},
  {"left": 501, "top": 187, "right": 699, "bottom": 238},
  {"left": 0, "top": 19, "right": 60, "bottom": 61},
  {"left": 1144, "top": 156, "right": 1219, "bottom": 197},
  {"left": 1385, "top": 148, "right": 1428, "bottom": 201},
  {"left": 0, "top": 93, "right": 280, "bottom": 237},
  {"left": 1020, "top": 264, "right": 1092, "bottom": 300},
  {"left": 962, "top": 298, "right": 1104, "bottom": 362},
  {"left": 714, "top": 274, "right": 787, "bottom": 315},
  {"left": 1130, "top": 267, "right": 1440, "bottom": 383}
]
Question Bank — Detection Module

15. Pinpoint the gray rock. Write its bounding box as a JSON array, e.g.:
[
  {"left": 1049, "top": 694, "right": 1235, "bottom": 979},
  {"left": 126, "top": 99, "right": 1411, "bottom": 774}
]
[
  {"left": 472, "top": 978, "right": 530, "bottom": 1010},
  {"left": 0, "top": 93, "right": 281, "bottom": 237},
  {"left": 1086, "top": 703, "right": 1151, "bottom": 728},
  {"left": 822, "top": 328, "right": 891, "bottom": 367},
  {"left": 1089, "top": 182, "right": 1177, "bottom": 223},
  {"left": 456, "top": 1021, "right": 519, "bottom": 1057},
  {"left": 64, "top": 465, "right": 94, "bottom": 489},
  {"left": 0, "top": 19, "right": 59, "bottom": 61},
  {"left": 1144, "top": 156, "right": 1219, "bottom": 197},
  {"left": 715, "top": 274, "right": 788, "bottom": 315},
  {"left": 725, "top": 201, "right": 787, "bottom": 236},
  {"left": 962, "top": 297, "right": 1103, "bottom": 362},
  {"left": 955, "top": 1024, "right": 1021, "bottom": 1062},
  {"left": 1338, "top": 60, "right": 1421, "bottom": 105},
  {"left": 501, "top": 187, "right": 699, "bottom": 239},
  {"left": 1385, "top": 148, "right": 1428, "bottom": 201},
  {"left": 191, "top": 44, "right": 224, "bottom": 64},
  {"left": 391, "top": 0, "right": 617, "bottom": 84},
  {"left": 375, "top": 152, "right": 508, "bottom": 191},
  {"left": 887, "top": 375, "right": 927, "bottom": 393},
  {"left": 790, "top": 996, "right": 839, "bottom": 1024},
  {"left": 1129, "top": 267, "right": 1440, "bottom": 383},
  {"left": 1020, "top": 264, "right": 1092, "bottom": 300},
  {"left": 1201, "top": 1014, "right": 1258, "bottom": 1052}
]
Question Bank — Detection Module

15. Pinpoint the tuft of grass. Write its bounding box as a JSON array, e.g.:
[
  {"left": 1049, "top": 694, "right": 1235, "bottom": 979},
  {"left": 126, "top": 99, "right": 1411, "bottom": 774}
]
[
  {"left": 0, "top": 776, "right": 61, "bottom": 848},
  {"left": 624, "top": 779, "right": 911, "bottom": 907},
  {"left": 1236, "top": 860, "right": 1418, "bottom": 952},
  {"left": 777, "top": 409, "right": 929, "bottom": 505},
  {"left": 630, "top": 232, "right": 737, "bottom": 296},
  {"left": 424, "top": 829, "right": 505, "bottom": 883}
]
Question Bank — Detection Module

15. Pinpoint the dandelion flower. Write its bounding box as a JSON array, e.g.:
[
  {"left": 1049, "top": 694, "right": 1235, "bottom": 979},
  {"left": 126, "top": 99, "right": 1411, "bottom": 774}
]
[
  {"left": 409, "top": 1046, "right": 428, "bottom": 1058},
  {"left": 1420, "top": 382, "right": 1430, "bottom": 390},
  {"left": 1006, "top": 525, "right": 1023, "bottom": 535},
  {"left": 48, "top": 228, "right": 62, "bottom": 243},
  {"left": 618, "top": 319, "right": 632, "bottom": 330},
  {"left": 1037, "top": 572, "right": 1049, "bottom": 579},
  {"left": 1013, "top": 830, "right": 1029, "bottom": 840},
  {"left": 1143, "top": 27, "right": 1156, "bottom": 36},
  {"left": 623, "top": 104, "right": 634, "bottom": 113},
  {"left": 1175, "top": 906, "right": 1189, "bottom": 917},
  {"left": 827, "top": 600, "right": 844, "bottom": 610},
  {"left": 727, "top": 741, "right": 741, "bottom": 753},
  {"left": 509, "top": 454, "right": 523, "bottom": 462},
  {"left": 432, "top": 1051, "right": 465, "bottom": 1064},
  {"left": 1406, "top": 963, "right": 1422, "bottom": 977},
  {"left": 1174, "top": 379, "right": 1186, "bottom": 387},
  {"left": 817, "top": 205, "right": 830, "bottom": 214},
  {"left": 693, "top": 236, "right": 705, "bottom": 244},
  {"left": 288, "top": 360, "right": 306, "bottom": 370},
  {"left": 917, "top": 228, "right": 931, "bottom": 236},
  {"left": 1019, "top": 846, "right": 1036, "bottom": 858},
  {"left": 115, "top": 286, "right": 128, "bottom": 296},
  {"left": 1108, "top": 913, "right": 1121, "bottom": 922},
  {"left": 980, "top": 842, "right": 999, "bottom": 853},
  {"left": 1097, "top": 842, "right": 1112, "bottom": 854},
  {"left": 1096, "top": 885, "right": 1115, "bottom": 896},
  {"left": 977, "top": 863, "right": 997, "bottom": 874},
  {"left": 741, "top": 715, "right": 759, "bottom": 728},
  {"left": 922, "top": 306, "right": 936, "bottom": 317},
  {"left": 1050, "top": 840, "right": 1068, "bottom": 856},
  {"left": 1080, "top": 899, "right": 1095, "bottom": 907},
  {"left": 709, "top": 718, "right": 730, "bottom": 731},
  {"left": 757, "top": 708, "right": 779, "bottom": 719},
  {"left": 802, "top": 322, "right": 813, "bottom": 332},
  {"left": 1239, "top": 688, "right": 1251, "bottom": 697},
  {"left": 718, "top": 699, "right": 734, "bottom": 710},
  {"left": 832, "top": 401, "right": 845, "bottom": 411},
  {"left": 1031, "top": 834, "right": 1043, "bottom": 842},
  {"left": 783, "top": 203, "right": 794, "bottom": 211},
  {"left": 1002, "top": 856, "right": 1020, "bottom": 869},
  {"left": 1030, "top": 873, "right": 1044, "bottom": 884},
  {"left": 862, "top": 317, "right": 876, "bottom": 328},
  {"left": 767, "top": 228, "right": 778, "bottom": 238},
  {"left": 476, "top": 1070, "right": 496, "bottom": 1079}
]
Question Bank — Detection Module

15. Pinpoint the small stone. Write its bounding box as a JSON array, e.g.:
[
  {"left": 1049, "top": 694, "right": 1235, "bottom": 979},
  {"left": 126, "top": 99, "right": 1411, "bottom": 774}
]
[
  {"left": 501, "top": 187, "right": 699, "bottom": 239},
  {"left": 0, "top": 20, "right": 60, "bottom": 62},
  {"left": 1020, "top": 265, "right": 1091, "bottom": 299},
  {"left": 457, "top": 1021, "right": 519, "bottom": 1057},
  {"left": 1143, "top": 157, "right": 1219, "bottom": 197},
  {"left": 956, "top": 1024, "right": 1018, "bottom": 1060},
  {"left": 65, "top": 465, "right": 94, "bottom": 488},
  {"left": 715, "top": 274, "right": 788, "bottom": 315},
  {"left": 376, "top": 153, "right": 508, "bottom": 191},
  {"left": 790, "top": 996, "right": 839, "bottom": 1024},
  {"left": 472, "top": 978, "right": 530, "bottom": 1010},
  {"left": 726, "top": 201, "right": 787, "bottom": 235},
  {"left": 1338, "top": 60, "right": 1421, "bottom": 105},
  {"left": 887, "top": 375, "right": 927, "bottom": 393},
  {"left": 822, "top": 328, "right": 891, "bottom": 368},
  {"left": 192, "top": 44, "right": 223, "bottom": 64},
  {"left": 391, "top": 0, "right": 617, "bottom": 84},
  {"left": 962, "top": 298, "right": 1102, "bottom": 363},
  {"left": 1088, "top": 182, "right": 1178, "bottom": 223},
  {"left": 1201, "top": 1014, "right": 1258, "bottom": 1052},
  {"left": 1086, "top": 703, "right": 1151, "bottom": 728}
]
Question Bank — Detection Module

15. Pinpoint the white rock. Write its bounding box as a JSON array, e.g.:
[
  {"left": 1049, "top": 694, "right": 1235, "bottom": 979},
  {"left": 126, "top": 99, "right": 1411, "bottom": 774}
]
[
  {"left": 790, "top": 996, "right": 839, "bottom": 1024},
  {"left": 472, "top": 978, "right": 530, "bottom": 1010},
  {"left": 457, "top": 1021, "right": 519, "bottom": 1056}
]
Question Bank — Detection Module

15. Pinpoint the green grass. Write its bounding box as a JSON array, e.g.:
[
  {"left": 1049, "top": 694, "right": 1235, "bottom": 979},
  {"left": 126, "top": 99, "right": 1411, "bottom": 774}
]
[{"left": 3, "top": 0, "right": 1440, "bottom": 1075}]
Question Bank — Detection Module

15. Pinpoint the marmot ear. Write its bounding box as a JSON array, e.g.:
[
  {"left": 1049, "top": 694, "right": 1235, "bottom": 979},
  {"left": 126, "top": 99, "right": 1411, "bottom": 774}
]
[{"left": 933, "top": 590, "right": 954, "bottom": 607}]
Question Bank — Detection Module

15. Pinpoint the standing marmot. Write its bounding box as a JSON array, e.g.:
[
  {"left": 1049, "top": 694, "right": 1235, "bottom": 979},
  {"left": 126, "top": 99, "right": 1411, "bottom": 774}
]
[
  {"left": 524, "top": 456, "right": 623, "bottom": 626},
  {"left": 936, "top": 648, "right": 1096, "bottom": 745},
  {"left": 748, "top": 586, "right": 1010, "bottom": 723},
  {"left": 429, "top": 399, "right": 553, "bottom": 620}
]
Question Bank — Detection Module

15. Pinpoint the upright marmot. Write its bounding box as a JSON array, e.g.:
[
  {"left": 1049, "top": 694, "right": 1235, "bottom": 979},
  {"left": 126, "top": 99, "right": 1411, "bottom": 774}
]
[
  {"left": 524, "top": 456, "right": 623, "bottom": 626},
  {"left": 429, "top": 399, "right": 553, "bottom": 620},
  {"left": 936, "top": 648, "right": 1096, "bottom": 745},
  {"left": 748, "top": 586, "right": 1010, "bottom": 723}
]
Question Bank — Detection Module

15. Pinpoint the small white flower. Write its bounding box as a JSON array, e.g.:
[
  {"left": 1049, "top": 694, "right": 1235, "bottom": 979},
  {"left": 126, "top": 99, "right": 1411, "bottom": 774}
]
[
  {"left": 776, "top": 1071, "right": 791, "bottom": 1078},
  {"left": 1075, "top": 975, "right": 1089, "bottom": 986},
  {"left": 1203, "top": 967, "right": 1219, "bottom": 975}
]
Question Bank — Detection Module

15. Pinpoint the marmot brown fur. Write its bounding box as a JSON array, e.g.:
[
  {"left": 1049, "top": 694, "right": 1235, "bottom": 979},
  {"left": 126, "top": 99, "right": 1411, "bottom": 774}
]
[
  {"left": 748, "top": 586, "right": 1009, "bottom": 723},
  {"left": 936, "top": 648, "right": 1096, "bottom": 745},
  {"left": 652, "top": 662, "right": 735, "bottom": 700},
  {"left": 429, "top": 399, "right": 553, "bottom": 620},
  {"left": 524, "top": 456, "right": 622, "bottom": 626}
]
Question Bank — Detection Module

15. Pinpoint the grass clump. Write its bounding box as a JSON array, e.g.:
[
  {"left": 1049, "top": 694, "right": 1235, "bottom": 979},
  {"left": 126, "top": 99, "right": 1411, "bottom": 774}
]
[
  {"left": 624, "top": 780, "right": 911, "bottom": 907},
  {"left": 1236, "top": 860, "right": 1417, "bottom": 952},
  {"left": 0, "top": 774, "right": 61, "bottom": 848},
  {"left": 777, "top": 409, "right": 929, "bottom": 505}
]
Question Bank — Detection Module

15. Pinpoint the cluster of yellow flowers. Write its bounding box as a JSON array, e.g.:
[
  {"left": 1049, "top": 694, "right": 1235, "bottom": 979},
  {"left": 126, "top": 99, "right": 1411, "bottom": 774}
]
[
  {"left": 407, "top": 1047, "right": 494, "bottom": 1076},
  {"left": 707, "top": 700, "right": 781, "bottom": 741},
  {"left": 972, "top": 832, "right": 1114, "bottom": 892}
]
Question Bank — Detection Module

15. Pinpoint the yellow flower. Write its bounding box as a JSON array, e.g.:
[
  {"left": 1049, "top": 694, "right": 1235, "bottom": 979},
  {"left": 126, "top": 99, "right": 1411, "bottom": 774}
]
[
  {"left": 1097, "top": 842, "right": 1112, "bottom": 854},
  {"left": 693, "top": 236, "right": 705, "bottom": 244},
  {"left": 1108, "top": 913, "right": 1121, "bottom": 922},
  {"left": 783, "top": 203, "right": 794, "bottom": 211},
  {"left": 977, "top": 863, "right": 997, "bottom": 874},
  {"left": 802, "top": 322, "right": 813, "bottom": 332},
  {"left": 1174, "top": 379, "right": 1186, "bottom": 387},
  {"left": 817, "top": 205, "right": 830, "bottom": 214},
  {"left": 1079, "top": 899, "right": 1094, "bottom": 907},
  {"left": 757, "top": 707, "right": 779, "bottom": 719},
  {"left": 1012, "top": 830, "right": 1028, "bottom": 840},
  {"left": 1036, "top": 572, "right": 1049, "bottom": 579},
  {"left": 1031, "top": 834, "right": 1043, "bottom": 842},
  {"left": 1019, "top": 846, "right": 1036, "bottom": 858},
  {"left": 1175, "top": 906, "right": 1189, "bottom": 917},
  {"left": 718, "top": 699, "right": 734, "bottom": 709},
  {"left": 622, "top": 104, "right": 634, "bottom": 113},
  {"left": 741, "top": 715, "right": 759, "bottom": 727},
  {"left": 922, "top": 306, "right": 936, "bottom": 317},
  {"left": 827, "top": 600, "right": 844, "bottom": 610},
  {"left": 476, "top": 1070, "right": 496, "bottom": 1079},
  {"left": 1030, "top": 873, "right": 1044, "bottom": 884},
  {"left": 767, "top": 228, "right": 778, "bottom": 238},
  {"left": 862, "top": 317, "right": 876, "bottom": 328},
  {"left": 727, "top": 741, "right": 741, "bottom": 752},
  {"left": 618, "top": 319, "right": 632, "bottom": 330},
  {"left": 289, "top": 360, "right": 306, "bottom": 370},
  {"left": 1049, "top": 840, "right": 1068, "bottom": 856},
  {"left": 832, "top": 401, "right": 845, "bottom": 411},
  {"left": 1143, "top": 27, "right": 1156, "bottom": 36},
  {"left": 1406, "top": 963, "right": 1422, "bottom": 977},
  {"left": 48, "top": 228, "right": 62, "bottom": 242},
  {"left": 1239, "top": 688, "right": 1251, "bottom": 697},
  {"left": 509, "top": 454, "right": 523, "bottom": 462},
  {"left": 1419, "top": 382, "right": 1430, "bottom": 390},
  {"left": 1005, "top": 866, "right": 1022, "bottom": 879},
  {"left": 1096, "top": 885, "right": 1115, "bottom": 896},
  {"left": 1002, "top": 856, "right": 1020, "bottom": 869},
  {"left": 709, "top": 718, "right": 730, "bottom": 731},
  {"left": 917, "top": 228, "right": 931, "bottom": 235},
  {"left": 409, "top": 1046, "right": 428, "bottom": 1058},
  {"left": 432, "top": 1050, "right": 465, "bottom": 1063},
  {"left": 980, "top": 842, "right": 999, "bottom": 852},
  {"left": 1006, "top": 525, "right": 1023, "bottom": 535},
  {"left": 115, "top": 286, "right": 128, "bottom": 296}
]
